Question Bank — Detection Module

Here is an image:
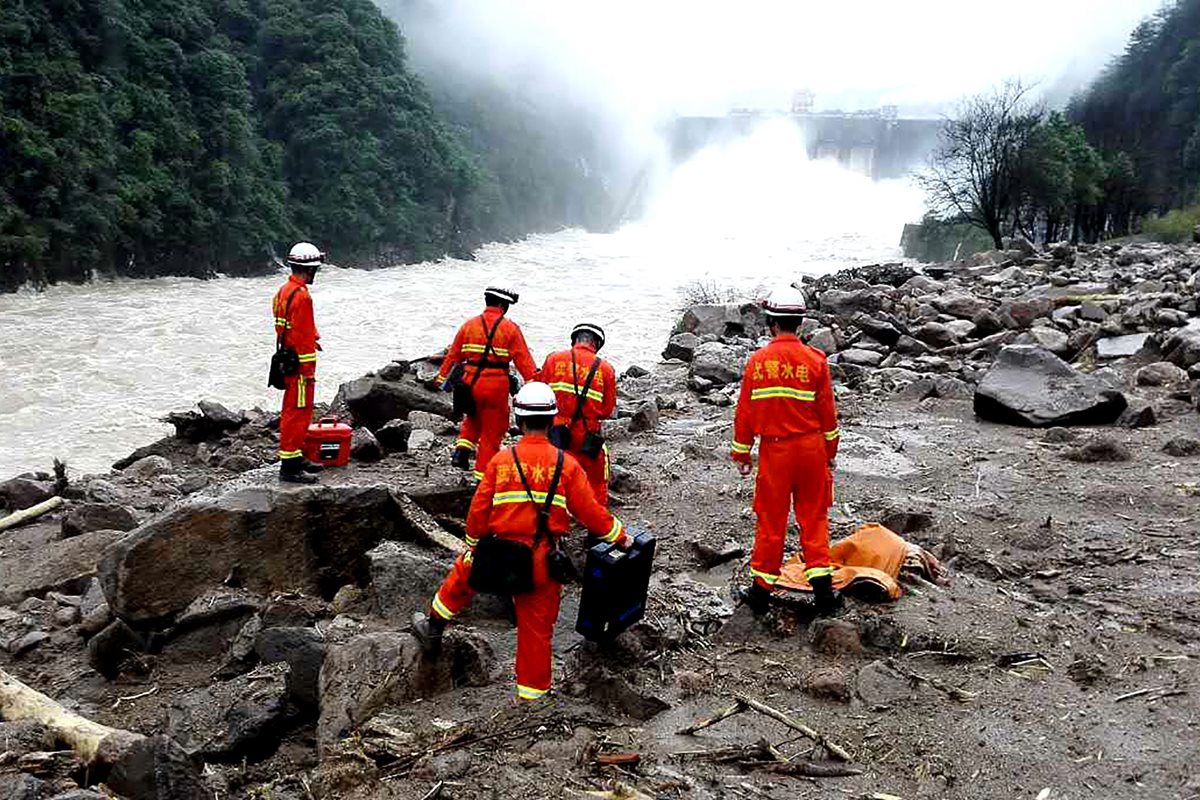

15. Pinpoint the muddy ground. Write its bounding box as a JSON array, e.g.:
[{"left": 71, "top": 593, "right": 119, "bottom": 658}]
[{"left": 3, "top": 347, "right": 1198, "bottom": 799}]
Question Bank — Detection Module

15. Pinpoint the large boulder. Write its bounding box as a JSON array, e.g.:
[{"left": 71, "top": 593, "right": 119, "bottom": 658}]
[
  {"left": 1162, "top": 326, "right": 1200, "bottom": 368},
  {"left": 368, "top": 540, "right": 454, "bottom": 623},
  {"left": 335, "top": 375, "right": 455, "bottom": 431},
  {"left": 61, "top": 503, "right": 138, "bottom": 539},
  {"left": 974, "top": 345, "right": 1127, "bottom": 427},
  {"left": 663, "top": 332, "right": 700, "bottom": 362},
  {"left": 818, "top": 288, "right": 887, "bottom": 318},
  {"left": 932, "top": 292, "right": 987, "bottom": 320},
  {"left": 100, "top": 484, "right": 460, "bottom": 624},
  {"left": 997, "top": 296, "right": 1054, "bottom": 329},
  {"left": 318, "top": 631, "right": 494, "bottom": 753},
  {"left": 0, "top": 529, "right": 118, "bottom": 605},
  {"left": 673, "top": 303, "right": 765, "bottom": 339},
  {"left": 163, "top": 401, "right": 247, "bottom": 443},
  {"left": 0, "top": 477, "right": 54, "bottom": 511},
  {"left": 689, "top": 342, "right": 746, "bottom": 386}
]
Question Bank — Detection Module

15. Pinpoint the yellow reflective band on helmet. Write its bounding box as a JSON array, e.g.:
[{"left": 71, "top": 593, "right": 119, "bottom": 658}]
[
  {"left": 601, "top": 518, "right": 624, "bottom": 543},
  {"left": 804, "top": 566, "right": 835, "bottom": 580},
  {"left": 278, "top": 449, "right": 303, "bottom": 459},
  {"left": 824, "top": 428, "right": 841, "bottom": 441},
  {"left": 750, "top": 386, "right": 816, "bottom": 402},
  {"left": 431, "top": 593, "right": 455, "bottom": 620},
  {"left": 492, "top": 491, "right": 567, "bottom": 509},
  {"left": 455, "top": 439, "right": 477, "bottom": 451},
  {"left": 297, "top": 352, "right": 317, "bottom": 362},
  {"left": 750, "top": 568, "right": 780, "bottom": 585},
  {"left": 731, "top": 441, "right": 752, "bottom": 454}
]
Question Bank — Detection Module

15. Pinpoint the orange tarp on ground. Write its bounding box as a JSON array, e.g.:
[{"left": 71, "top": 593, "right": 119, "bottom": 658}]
[{"left": 777, "top": 523, "right": 947, "bottom": 601}]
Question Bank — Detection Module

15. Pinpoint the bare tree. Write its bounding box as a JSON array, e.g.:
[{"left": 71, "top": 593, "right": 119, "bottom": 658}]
[{"left": 920, "top": 82, "right": 1043, "bottom": 249}]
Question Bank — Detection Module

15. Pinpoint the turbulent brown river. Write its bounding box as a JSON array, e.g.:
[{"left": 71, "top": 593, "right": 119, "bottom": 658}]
[{"left": 1, "top": 122, "right": 925, "bottom": 474}]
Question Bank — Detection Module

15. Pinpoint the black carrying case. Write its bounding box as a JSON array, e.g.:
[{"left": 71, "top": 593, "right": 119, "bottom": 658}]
[{"left": 575, "top": 526, "right": 656, "bottom": 643}]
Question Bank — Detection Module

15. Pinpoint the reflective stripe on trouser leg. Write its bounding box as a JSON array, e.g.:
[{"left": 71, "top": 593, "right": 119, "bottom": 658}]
[
  {"left": 512, "top": 548, "right": 562, "bottom": 700},
  {"left": 430, "top": 552, "right": 476, "bottom": 621},
  {"left": 749, "top": 439, "right": 792, "bottom": 591},
  {"left": 793, "top": 445, "right": 833, "bottom": 576},
  {"left": 279, "top": 375, "right": 312, "bottom": 459},
  {"left": 473, "top": 377, "right": 511, "bottom": 478}
]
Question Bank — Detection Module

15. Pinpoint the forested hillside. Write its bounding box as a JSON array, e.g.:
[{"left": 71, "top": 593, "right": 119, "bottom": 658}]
[
  {"left": 0, "top": 0, "right": 478, "bottom": 291},
  {"left": 1072, "top": 0, "right": 1200, "bottom": 220}
]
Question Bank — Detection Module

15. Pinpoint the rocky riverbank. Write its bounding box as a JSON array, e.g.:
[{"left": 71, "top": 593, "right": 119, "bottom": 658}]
[{"left": 1, "top": 239, "right": 1199, "bottom": 800}]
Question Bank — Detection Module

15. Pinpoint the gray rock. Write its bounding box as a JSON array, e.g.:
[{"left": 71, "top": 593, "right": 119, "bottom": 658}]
[
  {"left": 674, "top": 303, "right": 765, "bottom": 339},
  {"left": 335, "top": 375, "right": 455, "bottom": 431},
  {"left": 375, "top": 419, "right": 413, "bottom": 452},
  {"left": 806, "top": 327, "right": 839, "bottom": 354},
  {"left": 0, "top": 529, "right": 116, "bottom": 607},
  {"left": 407, "top": 410, "right": 457, "bottom": 435},
  {"left": 100, "top": 485, "right": 430, "bottom": 624},
  {"left": 974, "top": 345, "right": 1127, "bottom": 427},
  {"left": 318, "top": 631, "right": 494, "bottom": 753},
  {"left": 1079, "top": 301, "right": 1108, "bottom": 322},
  {"left": 689, "top": 342, "right": 745, "bottom": 386},
  {"left": 52, "top": 605, "right": 81, "bottom": 627},
  {"left": 893, "top": 335, "right": 931, "bottom": 356},
  {"left": 368, "top": 540, "right": 454, "bottom": 623},
  {"left": 1163, "top": 437, "right": 1200, "bottom": 457},
  {"left": 628, "top": 401, "right": 660, "bottom": 433},
  {"left": 971, "top": 308, "right": 1005, "bottom": 336},
  {"left": 857, "top": 660, "right": 917, "bottom": 705},
  {"left": 1096, "top": 333, "right": 1150, "bottom": 360},
  {"left": 1135, "top": 362, "right": 1189, "bottom": 387},
  {"left": 663, "top": 332, "right": 700, "bottom": 362},
  {"left": 124, "top": 455, "right": 173, "bottom": 480},
  {"left": 407, "top": 429, "right": 438, "bottom": 451},
  {"left": 351, "top": 427, "right": 384, "bottom": 462},
  {"left": 838, "top": 348, "right": 884, "bottom": 367},
  {"left": 911, "top": 322, "right": 957, "bottom": 349},
  {"left": 998, "top": 296, "right": 1054, "bottom": 329},
  {"left": 217, "top": 455, "right": 259, "bottom": 473},
  {"left": 0, "top": 477, "right": 54, "bottom": 511},
  {"left": 608, "top": 464, "right": 642, "bottom": 494},
  {"left": 1163, "top": 326, "right": 1200, "bottom": 368},
  {"left": 623, "top": 364, "right": 650, "bottom": 378},
  {"left": 255, "top": 627, "right": 326, "bottom": 707},
  {"left": 819, "top": 288, "right": 886, "bottom": 318},
  {"left": 852, "top": 315, "right": 902, "bottom": 347},
  {"left": 1117, "top": 401, "right": 1156, "bottom": 429},
  {"left": 88, "top": 619, "right": 147, "bottom": 679},
  {"left": 60, "top": 503, "right": 137, "bottom": 539},
  {"left": 1022, "top": 326, "right": 1070, "bottom": 356},
  {"left": 933, "top": 292, "right": 986, "bottom": 319},
  {"left": 7, "top": 630, "right": 50, "bottom": 656},
  {"left": 378, "top": 361, "right": 409, "bottom": 381},
  {"left": 0, "top": 775, "right": 50, "bottom": 799},
  {"left": 78, "top": 578, "right": 112, "bottom": 636},
  {"left": 166, "top": 662, "right": 299, "bottom": 762}
]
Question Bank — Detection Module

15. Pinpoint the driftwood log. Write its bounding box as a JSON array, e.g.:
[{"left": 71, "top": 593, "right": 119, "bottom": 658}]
[
  {"left": 0, "top": 496, "right": 63, "bottom": 533},
  {"left": 0, "top": 668, "right": 211, "bottom": 799}
]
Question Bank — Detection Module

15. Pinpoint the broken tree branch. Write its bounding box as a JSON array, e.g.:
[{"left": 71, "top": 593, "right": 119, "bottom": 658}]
[
  {"left": 0, "top": 496, "right": 63, "bottom": 533},
  {"left": 885, "top": 658, "right": 976, "bottom": 702},
  {"left": 676, "top": 700, "right": 746, "bottom": 735},
  {"left": 734, "top": 694, "right": 853, "bottom": 762}
]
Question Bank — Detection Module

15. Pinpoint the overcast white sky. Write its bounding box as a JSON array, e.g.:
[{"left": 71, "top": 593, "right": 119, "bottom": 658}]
[{"left": 423, "top": 0, "right": 1167, "bottom": 116}]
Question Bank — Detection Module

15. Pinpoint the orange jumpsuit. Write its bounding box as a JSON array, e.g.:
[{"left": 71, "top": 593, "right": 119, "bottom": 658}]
[
  {"left": 732, "top": 333, "right": 840, "bottom": 591},
  {"left": 436, "top": 307, "right": 537, "bottom": 480},
  {"left": 540, "top": 344, "right": 617, "bottom": 506},
  {"left": 272, "top": 274, "right": 320, "bottom": 463},
  {"left": 429, "top": 434, "right": 626, "bottom": 700}
]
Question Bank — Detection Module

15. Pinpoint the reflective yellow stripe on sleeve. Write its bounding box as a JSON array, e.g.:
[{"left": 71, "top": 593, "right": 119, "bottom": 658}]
[
  {"left": 431, "top": 593, "right": 456, "bottom": 620},
  {"left": 601, "top": 518, "right": 624, "bottom": 543},
  {"left": 731, "top": 441, "right": 752, "bottom": 454},
  {"left": 297, "top": 352, "right": 317, "bottom": 363},
  {"left": 824, "top": 428, "right": 841, "bottom": 441},
  {"left": 455, "top": 439, "right": 478, "bottom": 451}
]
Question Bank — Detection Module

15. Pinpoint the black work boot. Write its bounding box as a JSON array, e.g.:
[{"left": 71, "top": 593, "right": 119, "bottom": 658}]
[
  {"left": 735, "top": 583, "right": 772, "bottom": 616},
  {"left": 450, "top": 448, "right": 472, "bottom": 470},
  {"left": 411, "top": 611, "right": 445, "bottom": 655},
  {"left": 300, "top": 460, "right": 324, "bottom": 474},
  {"left": 279, "top": 458, "right": 318, "bottom": 484},
  {"left": 810, "top": 574, "right": 843, "bottom": 617}
]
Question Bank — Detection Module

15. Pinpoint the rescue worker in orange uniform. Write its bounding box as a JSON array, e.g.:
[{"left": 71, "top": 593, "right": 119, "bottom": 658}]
[
  {"left": 540, "top": 323, "right": 617, "bottom": 506},
  {"left": 429, "top": 287, "right": 538, "bottom": 482},
  {"left": 272, "top": 242, "right": 325, "bottom": 484},
  {"left": 412, "top": 382, "right": 630, "bottom": 702},
  {"left": 731, "top": 286, "right": 842, "bottom": 616}
]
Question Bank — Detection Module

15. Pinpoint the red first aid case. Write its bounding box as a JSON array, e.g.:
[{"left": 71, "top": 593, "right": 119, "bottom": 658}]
[{"left": 304, "top": 416, "right": 353, "bottom": 467}]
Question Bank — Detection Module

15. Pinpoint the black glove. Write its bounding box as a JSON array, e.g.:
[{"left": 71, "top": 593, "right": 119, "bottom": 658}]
[{"left": 424, "top": 377, "right": 443, "bottom": 392}]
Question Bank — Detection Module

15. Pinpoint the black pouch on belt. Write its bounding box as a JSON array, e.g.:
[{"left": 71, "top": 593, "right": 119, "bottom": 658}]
[
  {"left": 467, "top": 536, "right": 534, "bottom": 595},
  {"left": 514, "top": 448, "right": 577, "bottom": 584},
  {"left": 268, "top": 290, "right": 300, "bottom": 390},
  {"left": 580, "top": 431, "right": 605, "bottom": 459},
  {"left": 452, "top": 382, "right": 476, "bottom": 417}
]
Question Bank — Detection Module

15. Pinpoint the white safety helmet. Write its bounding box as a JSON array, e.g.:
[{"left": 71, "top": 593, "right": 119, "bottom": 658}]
[
  {"left": 287, "top": 242, "right": 325, "bottom": 269},
  {"left": 762, "top": 285, "right": 808, "bottom": 316},
  {"left": 484, "top": 286, "right": 519, "bottom": 305},
  {"left": 571, "top": 322, "right": 606, "bottom": 350},
  {"left": 513, "top": 382, "right": 558, "bottom": 417}
]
